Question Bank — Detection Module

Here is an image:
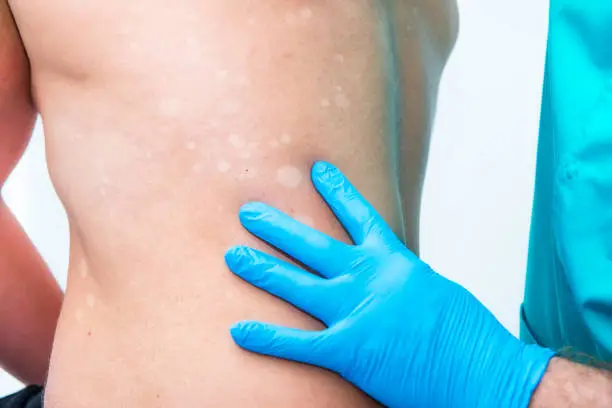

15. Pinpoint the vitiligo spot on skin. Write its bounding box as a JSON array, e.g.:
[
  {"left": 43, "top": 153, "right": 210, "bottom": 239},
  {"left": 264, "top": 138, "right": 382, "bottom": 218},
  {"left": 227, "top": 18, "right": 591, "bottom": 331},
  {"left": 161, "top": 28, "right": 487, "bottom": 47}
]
[
  {"left": 294, "top": 215, "right": 315, "bottom": 227},
  {"left": 334, "top": 93, "right": 351, "bottom": 109},
  {"left": 186, "top": 141, "right": 196, "bottom": 151},
  {"left": 276, "top": 166, "right": 303, "bottom": 188},
  {"left": 75, "top": 309, "right": 84, "bottom": 323},
  {"left": 157, "top": 98, "right": 182, "bottom": 117},
  {"left": 217, "top": 160, "right": 231, "bottom": 173},
  {"left": 269, "top": 140, "right": 280, "bottom": 149},
  {"left": 217, "top": 70, "right": 229, "bottom": 80},
  {"left": 284, "top": 12, "right": 297, "bottom": 25},
  {"left": 239, "top": 150, "right": 252, "bottom": 159},
  {"left": 280, "top": 133, "right": 292, "bottom": 145},
  {"left": 299, "top": 7, "right": 313, "bottom": 19},
  {"left": 192, "top": 163, "right": 204, "bottom": 174},
  {"left": 334, "top": 54, "right": 345, "bottom": 63},
  {"left": 320, "top": 98, "right": 331, "bottom": 108},
  {"left": 229, "top": 134, "right": 246, "bottom": 149},
  {"left": 86, "top": 294, "right": 96, "bottom": 309}
]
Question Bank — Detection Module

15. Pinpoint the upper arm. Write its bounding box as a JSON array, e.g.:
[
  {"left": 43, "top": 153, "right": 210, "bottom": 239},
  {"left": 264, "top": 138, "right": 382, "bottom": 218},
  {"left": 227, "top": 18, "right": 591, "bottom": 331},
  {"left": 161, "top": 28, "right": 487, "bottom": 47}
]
[{"left": 0, "top": 0, "right": 35, "bottom": 186}]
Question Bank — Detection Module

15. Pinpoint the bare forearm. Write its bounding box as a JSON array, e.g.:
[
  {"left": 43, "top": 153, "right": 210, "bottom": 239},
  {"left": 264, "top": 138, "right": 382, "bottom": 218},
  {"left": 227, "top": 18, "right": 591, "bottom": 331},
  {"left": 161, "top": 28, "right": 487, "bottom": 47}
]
[
  {"left": 530, "top": 358, "right": 612, "bottom": 408},
  {"left": 0, "top": 201, "right": 62, "bottom": 384}
]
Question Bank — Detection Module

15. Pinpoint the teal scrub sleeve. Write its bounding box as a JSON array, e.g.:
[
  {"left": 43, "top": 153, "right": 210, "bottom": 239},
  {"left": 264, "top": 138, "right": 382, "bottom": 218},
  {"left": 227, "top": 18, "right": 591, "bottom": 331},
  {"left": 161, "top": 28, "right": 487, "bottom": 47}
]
[{"left": 522, "top": 1, "right": 612, "bottom": 362}]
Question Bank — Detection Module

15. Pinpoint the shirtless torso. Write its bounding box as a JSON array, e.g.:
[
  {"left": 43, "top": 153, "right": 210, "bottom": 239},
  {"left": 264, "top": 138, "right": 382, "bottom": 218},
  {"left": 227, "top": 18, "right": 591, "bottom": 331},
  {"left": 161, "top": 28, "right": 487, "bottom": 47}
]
[{"left": 1, "top": 1, "right": 457, "bottom": 406}]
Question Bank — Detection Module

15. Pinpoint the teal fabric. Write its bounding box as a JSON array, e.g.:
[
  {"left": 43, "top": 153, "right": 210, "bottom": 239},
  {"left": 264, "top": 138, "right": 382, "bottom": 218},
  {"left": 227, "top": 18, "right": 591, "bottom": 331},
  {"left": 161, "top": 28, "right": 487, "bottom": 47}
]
[{"left": 522, "top": 1, "right": 612, "bottom": 363}]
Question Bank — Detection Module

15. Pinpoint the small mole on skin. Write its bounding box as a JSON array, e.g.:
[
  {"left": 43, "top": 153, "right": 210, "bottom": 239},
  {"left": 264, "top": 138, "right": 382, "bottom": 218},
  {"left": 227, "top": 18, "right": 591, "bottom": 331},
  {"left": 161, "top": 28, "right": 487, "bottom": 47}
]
[
  {"left": 240, "top": 167, "right": 258, "bottom": 180},
  {"left": 217, "top": 160, "right": 231, "bottom": 173},
  {"left": 276, "top": 166, "right": 303, "bottom": 188}
]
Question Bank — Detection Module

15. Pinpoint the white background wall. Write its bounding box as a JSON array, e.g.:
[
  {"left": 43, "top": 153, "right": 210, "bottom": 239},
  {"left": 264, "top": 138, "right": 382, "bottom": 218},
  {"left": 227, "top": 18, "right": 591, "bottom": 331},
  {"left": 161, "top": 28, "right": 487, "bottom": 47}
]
[{"left": 0, "top": 0, "right": 549, "bottom": 397}]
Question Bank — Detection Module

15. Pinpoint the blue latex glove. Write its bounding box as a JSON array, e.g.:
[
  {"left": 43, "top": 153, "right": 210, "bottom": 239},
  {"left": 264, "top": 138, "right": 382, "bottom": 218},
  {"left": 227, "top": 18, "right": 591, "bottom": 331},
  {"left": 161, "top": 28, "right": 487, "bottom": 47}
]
[{"left": 226, "top": 161, "right": 555, "bottom": 408}]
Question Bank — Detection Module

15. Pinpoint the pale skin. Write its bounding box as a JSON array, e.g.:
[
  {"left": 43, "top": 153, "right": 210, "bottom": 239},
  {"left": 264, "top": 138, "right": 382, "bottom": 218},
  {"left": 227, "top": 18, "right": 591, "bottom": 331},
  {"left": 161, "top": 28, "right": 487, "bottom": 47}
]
[
  {"left": 2, "top": 1, "right": 457, "bottom": 406},
  {"left": 4, "top": 1, "right": 610, "bottom": 407}
]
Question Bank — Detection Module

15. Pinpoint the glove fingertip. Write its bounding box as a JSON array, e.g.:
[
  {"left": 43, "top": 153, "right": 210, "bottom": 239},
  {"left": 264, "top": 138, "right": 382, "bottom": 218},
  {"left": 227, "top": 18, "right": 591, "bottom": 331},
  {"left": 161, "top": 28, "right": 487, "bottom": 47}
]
[{"left": 230, "top": 321, "right": 261, "bottom": 347}]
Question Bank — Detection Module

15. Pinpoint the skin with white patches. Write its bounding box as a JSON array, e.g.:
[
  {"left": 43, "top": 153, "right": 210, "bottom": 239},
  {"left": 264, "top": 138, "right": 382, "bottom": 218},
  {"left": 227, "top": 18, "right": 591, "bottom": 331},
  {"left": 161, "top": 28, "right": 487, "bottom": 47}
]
[
  {"left": 276, "top": 165, "right": 303, "bottom": 189},
  {"left": 75, "top": 309, "right": 84, "bottom": 323},
  {"left": 334, "top": 93, "right": 350, "bottom": 109},
  {"left": 280, "top": 133, "right": 292, "bottom": 144},
  {"left": 294, "top": 214, "right": 315, "bottom": 228},
  {"left": 191, "top": 163, "right": 204, "bottom": 173},
  {"left": 85, "top": 294, "right": 96, "bottom": 309},
  {"left": 320, "top": 98, "right": 331, "bottom": 108},
  {"left": 217, "top": 160, "right": 231, "bottom": 173},
  {"left": 239, "top": 150, "right": 252, "bottom": 159},
  {"left": 229, "top": 134, "right": 245, "bottom": 149},
  {"left": 6, "top": 1, "right": 458, "bottom": 406},
  {"left": 157, "top": 98, "right": 182, "bottom": 117},
  {"left": 299, "top": 7, "right": 313, "bottom": 20}
]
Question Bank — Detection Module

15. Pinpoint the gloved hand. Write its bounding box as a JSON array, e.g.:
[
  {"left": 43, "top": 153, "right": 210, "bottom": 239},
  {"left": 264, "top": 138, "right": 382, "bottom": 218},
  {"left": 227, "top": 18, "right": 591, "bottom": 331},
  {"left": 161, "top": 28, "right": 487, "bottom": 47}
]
[{"left": 226, "top": 161, "right": 555, "bottom": 408}]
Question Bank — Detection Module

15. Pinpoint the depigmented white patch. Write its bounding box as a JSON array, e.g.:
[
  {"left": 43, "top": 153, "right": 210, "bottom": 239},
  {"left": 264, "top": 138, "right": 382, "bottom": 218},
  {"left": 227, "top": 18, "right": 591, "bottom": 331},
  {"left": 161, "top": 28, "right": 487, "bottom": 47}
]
[
  {"left": 300, "top": 7, "right": 313, "bottom": 19},
  {"left": 320, "top": 98, "right": 331, "bottom": 108},
  {"left": 236, "top": 75, "right": 251, "bottom": 87},
  {"left": 229, "top": 134, "right": 246, "bottom": 149},
  {"left": 334, "top": 93, "right": 351, "bottom": 109},
  {"left": 276, "top": 166, "right": 303, "bottom": 188},
  {"left": 269, "top": 140, "right": 280, "bottom": 149},
  {"left": 247, "top": 17, "right": 256, "bottom": 26},
  {"left": 239, "top": 150, "right": 252, "bottom": 159},
  {"left": 294, "top": 215, "right": 315, "bottom": 227},
  {"left": 284, "top": 11, "right": 297, "bottom": 25},
  {"left": 86, "top": 294, "right": 96, "bottom": 308},
  {"left": 217, "top": 160, "right": 231, "bottom": 173},
  {"left": 221, "top": 100, "right": 240, "bottom": 115},
  {"left": 186, "top": 141, "right": 196, "bottom": 150},
  {"left": 334, "top": 54, "right": 345, "bottom": 63},
  {"left": 192, "top": 163, "right": 204, "bottom": 174},
  {"left": 75, "top": 309, "right": 84, "bottom": 322},
  {"left": 217, "top": 70, "right": 229, "bottom": 80},
  {"left": 280, "top": 133, "right": 292, "bottom": 144},
  {"left": 248, "top": 141, "right": 260, "bottom": 149},
  {"left": 158, "top": 98, "right": 182, "bottom": 117}
]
